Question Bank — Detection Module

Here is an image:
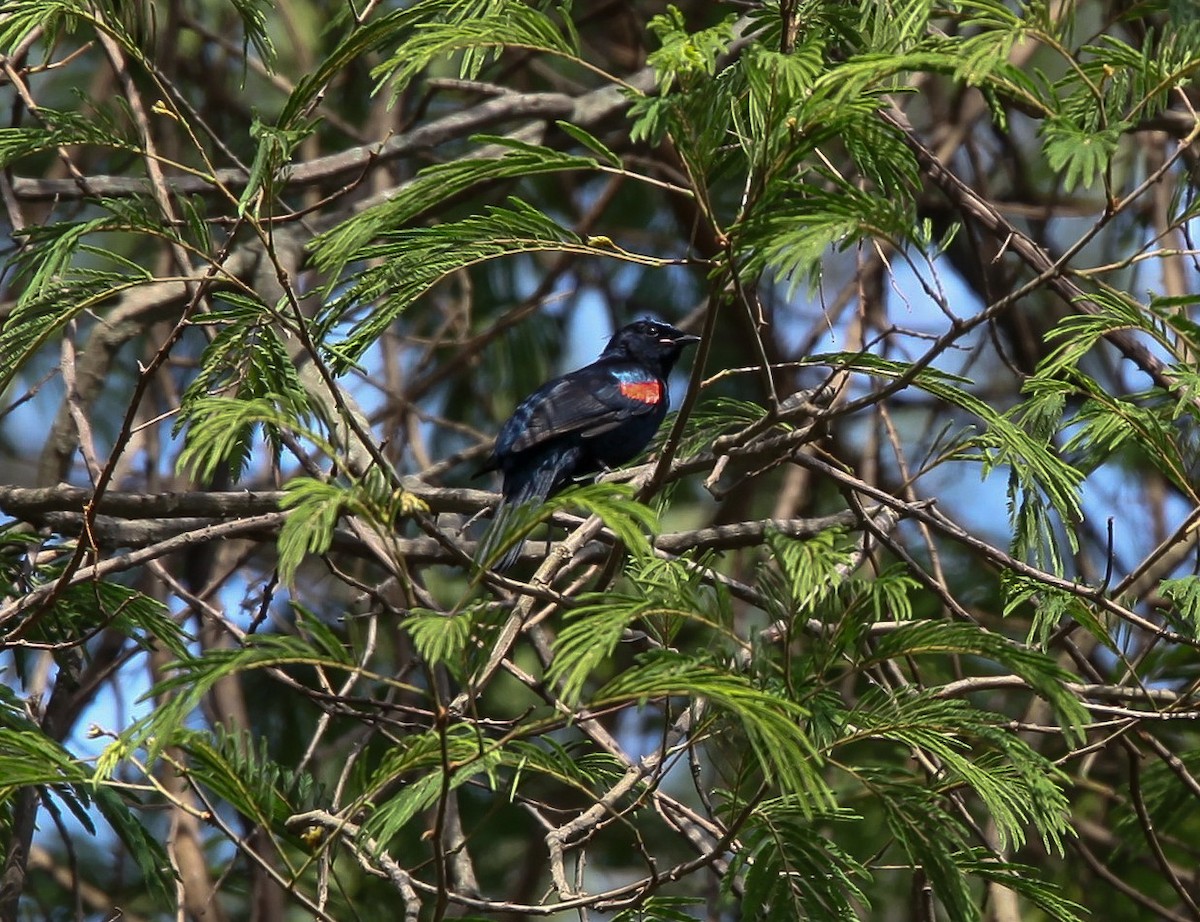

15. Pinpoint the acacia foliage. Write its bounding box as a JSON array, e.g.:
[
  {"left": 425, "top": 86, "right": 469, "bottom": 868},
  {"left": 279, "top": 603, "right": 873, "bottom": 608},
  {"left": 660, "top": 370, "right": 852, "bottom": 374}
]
[{"left": 2, "top": 1, "right": 1200, "bottom": 920}]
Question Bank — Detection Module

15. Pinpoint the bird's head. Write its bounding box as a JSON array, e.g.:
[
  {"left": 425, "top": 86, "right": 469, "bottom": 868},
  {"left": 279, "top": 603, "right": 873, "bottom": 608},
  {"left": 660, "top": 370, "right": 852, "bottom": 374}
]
[{"left": 603, "top": 319, "right": 701, "bottom": 377}]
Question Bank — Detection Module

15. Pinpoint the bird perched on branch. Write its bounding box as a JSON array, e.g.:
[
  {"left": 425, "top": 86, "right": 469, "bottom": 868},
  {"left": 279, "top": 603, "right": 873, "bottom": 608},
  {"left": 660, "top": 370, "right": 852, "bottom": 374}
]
[{"left": 478, "top": 318, "right": 701, "bottom": 571}]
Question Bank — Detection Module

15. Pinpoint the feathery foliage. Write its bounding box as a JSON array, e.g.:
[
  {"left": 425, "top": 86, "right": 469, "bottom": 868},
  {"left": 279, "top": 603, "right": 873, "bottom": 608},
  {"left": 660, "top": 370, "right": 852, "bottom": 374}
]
[{"left": 4, "top": 0, "right": 1200, "bottom": 919}]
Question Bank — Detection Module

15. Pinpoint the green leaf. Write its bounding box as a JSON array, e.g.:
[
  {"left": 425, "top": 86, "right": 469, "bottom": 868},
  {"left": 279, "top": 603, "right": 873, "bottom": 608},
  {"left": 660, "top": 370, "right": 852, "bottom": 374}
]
[
  {"left": 0, "top": 0, "right": 80, "bottom": 53},
  {"left": 0, "top": 728, "right": 89, "bottom": 786},
  {"left": 863, "top": 769, "right": 976, "bottom": 919},
  {"left": 859, "top": 0, "right": 933, "bottom": 53},
  {"left": 868, "top": 620, "right": 1090, "bottom": 746},
  {"left": 1035, "top": 291, "right": 1155, "bottom": 379},
  {"left": 277, "top": 478, "right": 350, "bottom": 585},
  {"left": 318, "top": 198, "right": 639, "bottom": 370},
  {"left": 1160, "top": 577, "right": 1200, "bottom": 641},
  {"left": 1113, "top": 747, "right": 1200, "bottom": 850},
  {"left": 238, "top": 117, "right": 317, "bottom": 218},
  {"left": 611, "top": 896, "right": 705, "bottom": 922},
  {"left": 279, "top": 6, "right": 413, "bottom": 128},
  {"left": 357, "top": 724, "right": 499, "bottom": 846},
  {"left": 0, "top": 107, "right": 138, "bottom": 168},
  {"left": 0, "top": 203, "right": 163, "bottom": 392},
  {"left": 803, "top": 351, "right": 1085, "bottom": 568},
  {"left": 729, "top": 802, "right": 869, "bottom": 921},
  {"left": 548, "top": 593, "right": 649, "bottom": 705},
  {"left": 293, "top": 603, "right": 354, "bottom": 665},
  {"left": 370, "top": 0, "right": 579, "bottom": 100},
  {"left": 310, "top": 143, "right": 598, "bottom": 279},
  {"left": 549, "top": 552, "right": 724, "bottom": 701},
  {"left": 175, "top": 726, "right": 318, "bottom": 830},
  {"left": 0, "top": 725, "right": 175, "bottom": 908},
  {"left": 963, "top": 853, "right": 1087, "bottom": 922},
  {"left": 737, "top": 183, "right": 915, "bottom": 296},
  {"left": 554, "top": 120, "right": 621, "bottom": 167},
  {"left": 229, "top": 0, "right": 275, "bottom": 68},
  {"left": 178, "top": 295, "right": 313, "bottom": 458},
  {"left": 101, "top": 632, "right": 365, "bottom": 769},
  {"left": 1041, "top": 115, "right": 1123, "bottom": 192},
  {"left": 1002, "top": 570, "right": 1115, "bottom": 651},
  {"left": 644, "top": 5, "right": 737, "bottom": 93},
  {"left": 405, "top": 608, "right": 474, "bottom": 669},
  {"left": 175, "top": 395, "right": 321, "bottom": 484},
  {"left": 92, "top": 786, "right": 175, "bottom": 908},
  {"left": 60, "top": 581, "right": 189, "bottom": 660},
  {"left": 276, "top": 472, "right": 423, "bottom": 583},
  {"left": 594, "top": 652, "right": 830, "bottom": 807},
  {"left": 758, "top": 528, "right": 860, "bottom": 622},
  {"left": 848, "top": 690, "right": 1074, "bottom": 854},
  {"left": 476, "top": 481, "right": 658, "bottom": 572},
  {"left": 500, "top": 738, "right": 624, "bottom": 795}
]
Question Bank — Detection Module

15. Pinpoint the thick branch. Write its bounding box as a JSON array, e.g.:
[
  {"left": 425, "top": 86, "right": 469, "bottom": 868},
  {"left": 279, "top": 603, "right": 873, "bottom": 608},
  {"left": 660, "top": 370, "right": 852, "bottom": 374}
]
[
  {"left": 884, "top": 106, "right": 1196, "bottom": 396},
  {"left": 8, "top": 93, "right": 576, "bottom": 202}
]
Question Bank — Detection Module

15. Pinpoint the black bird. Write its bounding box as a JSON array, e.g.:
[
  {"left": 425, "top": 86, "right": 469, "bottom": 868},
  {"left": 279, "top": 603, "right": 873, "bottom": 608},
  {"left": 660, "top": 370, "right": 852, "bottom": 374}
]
[{"left": 478, "top": 319, "right": 701, "bottom": 570}]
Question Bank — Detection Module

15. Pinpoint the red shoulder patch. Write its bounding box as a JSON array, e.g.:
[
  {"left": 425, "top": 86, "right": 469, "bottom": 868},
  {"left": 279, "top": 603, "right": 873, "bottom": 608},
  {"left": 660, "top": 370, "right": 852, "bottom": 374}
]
[{"left": 619, "top": 379, "right": 663, "bottom": 404}]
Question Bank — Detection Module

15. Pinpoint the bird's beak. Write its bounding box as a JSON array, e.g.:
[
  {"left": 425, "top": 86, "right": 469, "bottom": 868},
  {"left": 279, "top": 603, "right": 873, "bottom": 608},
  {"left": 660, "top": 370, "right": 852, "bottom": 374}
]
[{"left": 666, "top": 333, "right": 701, "bottom": 346}]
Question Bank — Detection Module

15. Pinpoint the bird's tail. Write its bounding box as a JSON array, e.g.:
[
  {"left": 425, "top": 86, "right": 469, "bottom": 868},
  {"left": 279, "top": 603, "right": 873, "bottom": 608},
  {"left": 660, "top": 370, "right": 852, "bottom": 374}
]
[
  {"left": 486, "top": 504, "right": 533, "bottom": 573},
  {"left": 481, "top": 451, "right": 574, "bottom": 572}
]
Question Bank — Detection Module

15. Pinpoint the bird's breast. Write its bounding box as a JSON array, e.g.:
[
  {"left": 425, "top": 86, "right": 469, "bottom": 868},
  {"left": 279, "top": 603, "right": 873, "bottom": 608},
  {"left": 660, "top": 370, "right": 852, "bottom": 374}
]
[{"left": 616, "top": 378, "right": 663, "bottom": 405}]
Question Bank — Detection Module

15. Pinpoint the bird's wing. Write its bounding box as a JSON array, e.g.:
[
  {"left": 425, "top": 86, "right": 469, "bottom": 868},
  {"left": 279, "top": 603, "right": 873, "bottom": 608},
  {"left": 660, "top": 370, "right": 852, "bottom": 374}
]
[{"left": 497, "top": 364, "right": 664, "bottom": 456}]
